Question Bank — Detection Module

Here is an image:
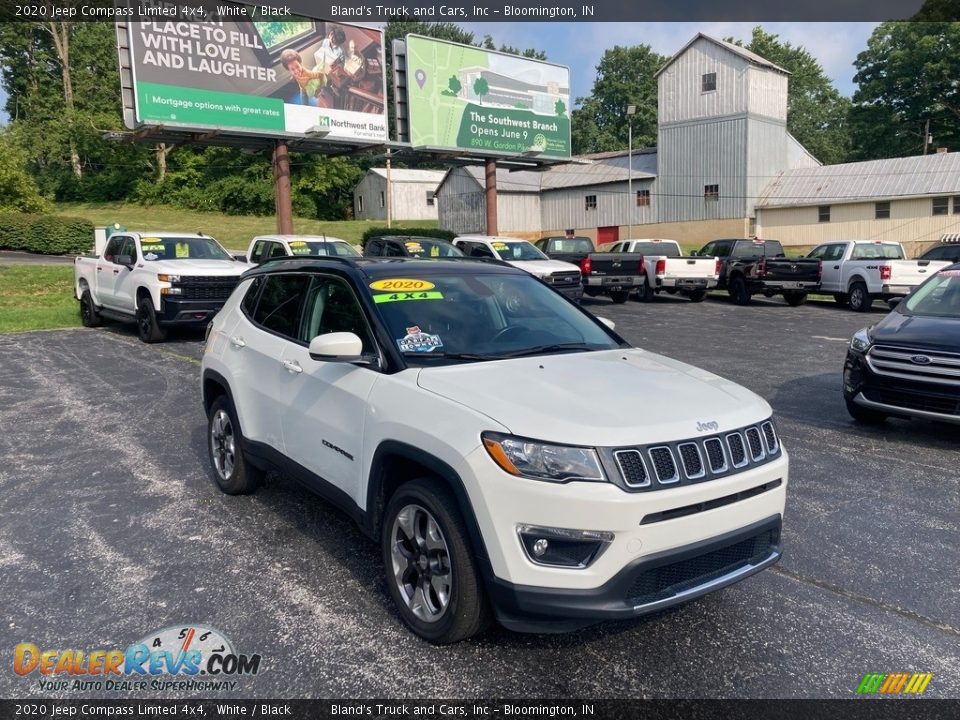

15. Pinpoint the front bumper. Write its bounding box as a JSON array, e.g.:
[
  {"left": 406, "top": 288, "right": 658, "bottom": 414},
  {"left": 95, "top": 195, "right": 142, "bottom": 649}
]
[
  {"left": 554, "top": 284, "right": 583, "bottom": 301},
  {"left": 844, "top": 350, "right": 960, "bottom": 423},
  {"left": 488, "top": 515, "right": 782, "bottom": 632},
  {"left": 157, "top": 298, "right": 226, "bottom": 326}
]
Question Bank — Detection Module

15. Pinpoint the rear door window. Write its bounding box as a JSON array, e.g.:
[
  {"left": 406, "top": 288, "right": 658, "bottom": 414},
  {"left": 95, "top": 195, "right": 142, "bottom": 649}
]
[{"left": 252, "top": 274, "right": 311, "bottom": 340}]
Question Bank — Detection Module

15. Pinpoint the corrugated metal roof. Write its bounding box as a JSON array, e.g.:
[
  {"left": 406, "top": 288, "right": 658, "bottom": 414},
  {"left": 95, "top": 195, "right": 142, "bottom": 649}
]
[
  {"left": 460, "top": 166, "right": 541, "bottom": 193},
  {"left": 757, "top": 152, "right": 960, "bottom": 208},
  {"left": 368, "top": 168, "right": 446, "bottom": 184},
  {"left": 541, "top": 161, "right": 656, "bottom": 189},
  {"left": 655, "top": 33, "right": 790, "bottom": 77}
]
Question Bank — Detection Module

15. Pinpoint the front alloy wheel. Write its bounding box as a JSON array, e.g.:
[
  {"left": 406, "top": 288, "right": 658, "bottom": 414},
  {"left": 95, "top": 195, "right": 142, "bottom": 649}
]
[
  {"left": 210, "top": 408, "right": 236, "bottom": 482},
  {"left": 390, "top": 504, "right": 452, "bottom": 623}
]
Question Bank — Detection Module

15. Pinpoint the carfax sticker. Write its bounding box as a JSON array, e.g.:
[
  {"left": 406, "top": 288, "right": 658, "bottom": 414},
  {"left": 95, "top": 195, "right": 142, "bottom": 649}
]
[
  {"left": 397, "top": 326, "right": 443, "bottom": 353},
  {"left": 373, "top": 291, "right": 444, "bottom": 304},
  {"left": 369, "top": 279, "right": 436, "bottom": 292}
]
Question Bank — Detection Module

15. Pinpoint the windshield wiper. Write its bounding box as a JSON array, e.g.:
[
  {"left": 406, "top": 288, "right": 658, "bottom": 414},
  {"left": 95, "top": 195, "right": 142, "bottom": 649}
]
[
  {"left": 401, "top": 351, "right": 500, "bottom": 362},
  {"left": 493, "top": 343, "right": 601, "bottom": 359}
]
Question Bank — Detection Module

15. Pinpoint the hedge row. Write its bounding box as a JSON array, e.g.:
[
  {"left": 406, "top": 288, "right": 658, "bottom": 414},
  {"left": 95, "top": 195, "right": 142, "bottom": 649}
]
[
  {"left": 0, "top": 213, "right": 94, "bottom": 255},
  {"left": 360, "top": 227, "right": 455, "bottom": 246}
]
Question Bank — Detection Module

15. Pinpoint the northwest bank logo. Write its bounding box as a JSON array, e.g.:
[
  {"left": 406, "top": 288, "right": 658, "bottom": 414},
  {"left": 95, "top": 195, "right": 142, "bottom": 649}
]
[
  {"left": 14, "top": 625, "right": 261, "bottom": 691},
  {"left": 857, "top": 672, "right": 933, "bottom": 695}
]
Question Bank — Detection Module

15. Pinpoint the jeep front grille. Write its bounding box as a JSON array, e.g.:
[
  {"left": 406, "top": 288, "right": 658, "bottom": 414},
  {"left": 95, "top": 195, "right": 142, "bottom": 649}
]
[
  {"left": 614, "top": 450, "right": 649, "bottom": 488},
  {"left": 649, "top": 447, "right": 679, "bottom": 484}
]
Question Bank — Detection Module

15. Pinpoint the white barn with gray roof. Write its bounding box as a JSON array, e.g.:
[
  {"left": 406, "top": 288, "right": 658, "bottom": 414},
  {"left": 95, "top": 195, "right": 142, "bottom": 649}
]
[{"left": 353, "top": 168, "right": 445, "bottom": 222}]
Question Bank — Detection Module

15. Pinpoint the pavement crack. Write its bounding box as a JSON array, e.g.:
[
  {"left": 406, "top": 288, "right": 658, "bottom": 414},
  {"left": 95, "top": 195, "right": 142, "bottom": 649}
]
[{"left": 771, "top": 564, "right": 960, "bottom": 637}]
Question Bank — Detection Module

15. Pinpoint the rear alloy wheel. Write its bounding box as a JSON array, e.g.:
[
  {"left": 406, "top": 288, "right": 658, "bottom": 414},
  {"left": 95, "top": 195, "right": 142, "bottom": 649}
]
[
  {"left": 845, "top": 397, "right": 887, "bottom": 425},
  {"left": 848, "top": 282, "right": 872, "bottom": 313},
  {"left": 730, "top": 276, "right": 751, "bottom": 305},
  {"left": 609, "top": 289, "right": 630, "bottom": 304},
  {"left": 136, "top": 296, "right": 167, "bottom": 343},
  {"left": 79, "top": 289, "right": 101, "bottom": 327},
  {"left": 207, "top": 396, "right": 262, "bottom": 495},
  {"left": 783, "top": 291, "right": 808, "bottom": 307},
  {"left": 687, "top": 289, "right": 707, "bottom": 303},
  {"left": 382, "top": 479, "right": 490, "bottom": 644}
]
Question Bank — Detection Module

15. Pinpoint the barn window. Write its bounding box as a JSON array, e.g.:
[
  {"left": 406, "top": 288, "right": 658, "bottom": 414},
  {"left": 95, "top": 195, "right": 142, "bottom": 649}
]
[
  {"left": 636, "top": 189, "right": 650, "bottom": 207},
  {"left": 426, "top": 191, "right": 436, "bottom": 206},
  {"left": 585, "top": 195, "right": 597, "bottom": 211},
  {"left": 954, "top": 197, "right": 960, "bottom": 214},
  {"left": 875, "top": 201, "right": 890, "bottom": 219},
  {"left": 701, "top": 73, "right": 717, "bottom": 92},
  {"left": 704, "top": 184, "right": 719, "bottom": 201},
  {"left": 818, "top": 205, "right": 831, "bottom": 222},
  {"left": 933, "top": 197, "right": 948, "bottom": 216},
  {"left": 379, "top": 191, "right": 385, "bottom": 208},
  {"left": 357, "top": 195, "right": 364, "bottom": 213}
]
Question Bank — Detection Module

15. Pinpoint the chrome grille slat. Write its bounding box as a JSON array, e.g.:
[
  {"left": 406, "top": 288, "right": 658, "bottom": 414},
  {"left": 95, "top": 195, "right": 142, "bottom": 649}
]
[
  {"left": 726, "top": 432, "right": 748, "bottom": 468},
  {"left": 614, "top": 449, "right": 650, "bottom": 488},
  {"left": 648, "top": 447, "right": 679, "bottom": 484},
  {"left": 745, "top": 427, "right": 765, "bottom": 462},
  {"left": 704, "top": 438, "right": 728, "bottom": 473},
  {"left": 761, "top": 421, "right": 779, "bottom": 455},
  {"left": 867, "top": 345, "right": 960, "bottom": 387},
  {"left": 678, "top": 442, "right": 705, "bottom": 479}
]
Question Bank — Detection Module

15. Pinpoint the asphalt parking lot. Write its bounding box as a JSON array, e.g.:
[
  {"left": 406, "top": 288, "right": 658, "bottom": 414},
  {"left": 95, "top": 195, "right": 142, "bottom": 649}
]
[{"left": 0, "top": 292, "right": 957, "bottom": 699}]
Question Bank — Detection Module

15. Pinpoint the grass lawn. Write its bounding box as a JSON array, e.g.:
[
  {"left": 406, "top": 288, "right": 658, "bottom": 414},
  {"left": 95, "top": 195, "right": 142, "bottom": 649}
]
[
  {"left": 55, "top": 203, "right": 438, "bottom": 252},
  {"left": 0, "top": 265, "right": 79, "bottom": 333}
]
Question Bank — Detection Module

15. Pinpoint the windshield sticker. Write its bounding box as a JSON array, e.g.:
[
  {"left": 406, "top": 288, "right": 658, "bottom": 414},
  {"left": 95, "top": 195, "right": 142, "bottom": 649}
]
[
  {"left": 141, "top": 237, "right": 162, "bottom": 243},
  {"left": 290, "top": 246, "right": 312, "bottom": 255},
  {"left": 369, "top": 279, "right": 436, "bottom": 292},
  {"left": 430, "top": 245, "right": 440, "bottom": 257},
  {"left": 144, "top": 253, "right": 159, "bottom": 261},
  {"left": 397, "top": 327, "right": 443, "bottom": 353},
  {"left": 289, "top": 241, "right": 307, "bottom": 247},
  {"left": 141, "top": 243, "right": 164, "bottom": 252},
  {"left": 405, "top": 242, "right": 424, "bottom": 251},
  {"left": 175, "top": 242, "right": 190, "bottom": 258},
  {"left": 493, "top": 242, "right": 509, "bottom": 250},
  {"left": 373, "top": 291, "right": 444, "bottom": 304}
]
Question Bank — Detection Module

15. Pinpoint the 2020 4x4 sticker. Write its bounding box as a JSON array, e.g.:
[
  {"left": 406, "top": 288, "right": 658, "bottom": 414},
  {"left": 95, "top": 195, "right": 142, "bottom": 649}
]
[
  {"left": 397, "top": 326, "right": 443, "bottom": 353},
  {"left": 374, "top": 291, "right": 444, "bottom": 304}
]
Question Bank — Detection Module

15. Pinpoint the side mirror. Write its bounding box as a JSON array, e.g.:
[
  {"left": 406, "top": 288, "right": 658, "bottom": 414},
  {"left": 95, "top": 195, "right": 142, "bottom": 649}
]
[
  {"left": 116, "top": 254, "right": 134, "bottom": 268},
  {"left": 234, "top": 254, "right": 248, "bottom": 263},
  {"left": 887, "top": 298, "right": 902, "bottom": 310},
  {"left": 309, "top": 332, "right": 370, "bottom": 364},
  {"left": 596, "top": 316, "right": 616, "bottom": 331},
  {"left": 690, "top": 250, "right": 698, "bottom": 256}
]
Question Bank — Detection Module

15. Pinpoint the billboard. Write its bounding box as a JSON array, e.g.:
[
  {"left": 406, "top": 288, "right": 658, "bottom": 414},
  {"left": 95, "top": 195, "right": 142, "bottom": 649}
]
[
  {"left": 123, "top": 7, "right": 387, "bottom": 143},
  {"left": 404, "top": 35, "right": 571, "bottom": 159}
]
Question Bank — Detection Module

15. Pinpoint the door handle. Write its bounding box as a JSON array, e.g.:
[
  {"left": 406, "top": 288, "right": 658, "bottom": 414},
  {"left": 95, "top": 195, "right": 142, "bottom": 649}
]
[
  {"left": 113, "top": 269, "right": 119, "bottom": 275},
  {"left": 833, "top": 265, "right": 840, "bottom": 269},
  {"left": 230, "top": 336, "right": 246, "bottom": 348},
  {"left": 281, "top": 359, "right": 303, "bottom": 374},
  {"left": 96, "top": 267, "right": 102, "bottom": 272}
]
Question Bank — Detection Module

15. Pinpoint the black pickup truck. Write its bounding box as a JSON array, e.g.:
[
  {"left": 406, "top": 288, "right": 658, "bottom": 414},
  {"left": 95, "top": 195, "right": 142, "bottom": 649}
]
[
  {"left": 535, "top": 236, "right": 645, "bottom": 304},
  {"left": 697, "top": 238, "right": 821, "bottom": 306}
]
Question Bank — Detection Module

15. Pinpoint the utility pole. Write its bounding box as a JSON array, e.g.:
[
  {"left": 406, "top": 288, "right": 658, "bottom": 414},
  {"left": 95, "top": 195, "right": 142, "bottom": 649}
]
[
  {"left": 485, "top": 158, "right": 498, "bottom": 235},
  {"left": 385, "top": 148, "right": 393, "bottom": 229},
  {"left": 626, "top": 104, "right": 637, "bottom": 240}
]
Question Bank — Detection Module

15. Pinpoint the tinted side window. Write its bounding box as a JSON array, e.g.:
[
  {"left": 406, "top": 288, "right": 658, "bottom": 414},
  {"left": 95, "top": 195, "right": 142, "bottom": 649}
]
[
  {"left": 300, "top": 277, "right": 374, "bottom": 352},
  {"left": 807, "top": 245, "right": 827, "bottom": 260},
  {"left": 250, "top": 240, "right": 268, "bottom": 263},
  {"left": 241, "top": 276, "right": 264, "bottom": 318},
  {"left": 267, "top": 243, "right": 287, "bottom": 259},
  {"left": 104, "top": 236, "right": 124, "bottom": 262},
  {"left": 252, "top": 274, "right": 311, "bottom": 340},
  {"left": 385, "top": 242, "right": 405, "bottom": 257},
  {"left": 365, "top": 239, "right": 383, "bottom": 255},
  {"left": 119, "top": 237, "right": 138, "bottom": 261}
]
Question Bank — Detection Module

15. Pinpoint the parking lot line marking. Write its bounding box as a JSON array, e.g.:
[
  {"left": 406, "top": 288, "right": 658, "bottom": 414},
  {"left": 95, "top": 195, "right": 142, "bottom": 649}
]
[{"left": 811, "top": 336, "right": 848, "bottom": 342}]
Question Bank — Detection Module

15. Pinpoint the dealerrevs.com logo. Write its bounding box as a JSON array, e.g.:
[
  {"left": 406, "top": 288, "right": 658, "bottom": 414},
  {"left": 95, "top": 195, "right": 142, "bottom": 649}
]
[{"left": 13, "top": 624, "right": 262, "bottom": 692}]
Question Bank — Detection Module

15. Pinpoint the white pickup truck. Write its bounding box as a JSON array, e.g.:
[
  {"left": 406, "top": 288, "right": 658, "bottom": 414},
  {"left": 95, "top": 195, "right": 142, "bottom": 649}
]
[
  {"left": 75, "top": 230, "right": 253, "bottom": 343},
  {"left": 606, "top": 239, "right": 720, "bottom": 302},
  {"left": 242, "top": 235, "right": 361, "bottom": 264},
  {"left": 807, "top": 240, "right": 952, "bottom": 312}
]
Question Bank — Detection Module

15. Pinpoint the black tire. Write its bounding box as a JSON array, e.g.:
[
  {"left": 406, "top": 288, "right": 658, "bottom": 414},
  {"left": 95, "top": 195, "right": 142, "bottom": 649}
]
[
  {"left": 79, "top": 289, "right": 101, "bottom": 328},
  {"left": 207, "top": 395, "right": 263, "bottom": 495},
  {"left": 687, "top": 289, "right": 707, "bottom": 303},
  {"left": 639, "top": 280, "right": 656, "bottom": 302},
  {"left": 845, "top": 397, "right": 888, "bottom": 425},
  {"left": 848, "top": 282, "right": 872, "bottom": 313},
  {"left": 609, "top": 289, "right": 630, "bottom": 304},
  {"left": 730, "top": 276, "right": 751, "bottom": 305},
  {"left": 833, "top": 293, "right": 848, "bottom": 306},
  {"left": 783, "top": 291, "right": 808, "bottom": 307},
  {"left": 382, "top": 478, "right": 491, "bottom": 644},
  {"left": 136, "top": 295, "right": 167, "bottom": 343}
]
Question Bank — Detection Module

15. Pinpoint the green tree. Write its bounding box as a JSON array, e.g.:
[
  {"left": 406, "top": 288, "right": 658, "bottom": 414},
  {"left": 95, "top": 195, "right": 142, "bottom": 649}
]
[
  {"left": 727, "top": 27, "right": 851, "bottom": 164},
  {"left": 482, "top": 35, "right": 548, "bottom": 60},
  {"left": 850, "top": 22, "right": 960, "bottom": 159},
  {"left": 473, "top": 77, "right": 489, "bottom": 105},
  {"left": 0, "top": 132, "right": 50, "bottom": 213},
  {"left": 570, "top": 45, "right": 665, "bottom": 155}
]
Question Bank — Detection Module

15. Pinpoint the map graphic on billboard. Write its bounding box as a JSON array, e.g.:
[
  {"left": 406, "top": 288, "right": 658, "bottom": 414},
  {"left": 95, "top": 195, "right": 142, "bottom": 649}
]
[
  {"left": 124, "top": 8, "right": 387, "bottom": 143},
  {"left": 404, "top": 35, "right": 571, "bottom": 158}
]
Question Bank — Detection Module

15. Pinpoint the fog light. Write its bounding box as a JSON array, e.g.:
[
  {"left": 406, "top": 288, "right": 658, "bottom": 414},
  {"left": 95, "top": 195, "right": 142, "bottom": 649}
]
[{"left": 517, "top": 525, "right": 614, "bottom": 568}]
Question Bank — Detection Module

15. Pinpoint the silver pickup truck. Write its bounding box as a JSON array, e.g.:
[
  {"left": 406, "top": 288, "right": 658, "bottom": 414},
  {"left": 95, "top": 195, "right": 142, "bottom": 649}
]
[{"left": 607, "top": 239, "right": 719, "bottom": 302}]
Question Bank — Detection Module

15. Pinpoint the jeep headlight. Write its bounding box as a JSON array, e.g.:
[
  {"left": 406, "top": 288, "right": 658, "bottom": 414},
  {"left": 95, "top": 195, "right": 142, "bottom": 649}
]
[
  {"left": 481, "top": 432, "right": 606, "bottom": 482},
  {"left": 850, "top": 327, "right": 871, "bottom": 353}
]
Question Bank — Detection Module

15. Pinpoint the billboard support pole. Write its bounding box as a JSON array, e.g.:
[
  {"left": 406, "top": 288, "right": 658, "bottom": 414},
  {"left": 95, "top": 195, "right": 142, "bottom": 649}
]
[
  {"left": 273, "top": 140, "right": 294, "bottom": 235},
  {"left": 484, "top": 158, "right": 498, "bottom": 235}
]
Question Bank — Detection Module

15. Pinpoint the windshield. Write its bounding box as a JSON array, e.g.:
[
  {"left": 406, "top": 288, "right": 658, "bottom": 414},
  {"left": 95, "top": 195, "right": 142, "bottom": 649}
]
[
  {"left": 492, "top": 241, "right": 548, "bottom": 262},
  {"left": 140, "top": 236, "right": 233, "bottom": 262},
  {"left": 367, "top": 272, "right": 621, "bottom": 364},
  {"left": 628, "top": 242, "right": 681, "bottom": 257},
  {"left": 545, "top": 238, "right": 593, "bottom": 254},
  {"left": 850, "top": 243, "right": 904, "bottom": 260},
  {"left": 404, "top": 239, "right": 463, "bottom": 258},
  {"left": 903, "top": 269, "right": 960, "bottom": 318},
  {"left": 288, "top": 240, "right": 361, "bottom": 258}
]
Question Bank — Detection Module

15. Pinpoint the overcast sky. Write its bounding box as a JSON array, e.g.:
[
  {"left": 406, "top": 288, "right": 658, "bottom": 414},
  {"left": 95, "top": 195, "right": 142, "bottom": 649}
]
[{"left": 0, "top": 22, "right": 879, "bottom": 125}]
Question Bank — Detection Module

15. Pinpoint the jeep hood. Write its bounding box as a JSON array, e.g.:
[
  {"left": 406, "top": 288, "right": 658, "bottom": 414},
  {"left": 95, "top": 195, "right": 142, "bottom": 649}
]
[{"left": 416, "top": 349, "right": 770, "bottom": 447}]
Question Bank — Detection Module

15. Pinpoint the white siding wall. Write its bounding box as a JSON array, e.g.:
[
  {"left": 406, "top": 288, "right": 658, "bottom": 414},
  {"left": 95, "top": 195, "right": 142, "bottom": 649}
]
[
  {"left": 657, "top": 118, "right": 749, "bottom": 222},
  {"left": 540, "top": 180, "right": 655, "bottom": 231},
  {"left": 437, "top": 168, "right": 485, "bottom": 235},
  {"left": 757, "top": 197, "right": 960, "bottom": 252},
  {"left": 658, "top": 39, "right": 750, "bottom": 125},
  {"left": 745, "top": 116, "right": 790, "bottom": 218},
  {"left": 391, "top": 182, "right": 440, "bottom": 222},
  {"left": 746, "top": 66, "right": 788, "bottom": 122}
]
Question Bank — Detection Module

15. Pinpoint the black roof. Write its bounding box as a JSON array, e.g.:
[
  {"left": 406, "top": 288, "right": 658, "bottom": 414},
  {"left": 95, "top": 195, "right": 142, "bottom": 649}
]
[{"left": 244, "top": 255, "right": 518, "bottom": 280}]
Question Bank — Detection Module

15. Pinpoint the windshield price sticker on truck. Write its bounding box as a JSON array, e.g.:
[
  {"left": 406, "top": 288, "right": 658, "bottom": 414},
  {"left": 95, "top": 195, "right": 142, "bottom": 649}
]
[
  {"left": 405, "top": 242, "right": 424, "bottom": 252},
  {"left": 373, "top": 291, "right": 444, "bottom": 304},
  {"left": 369, "top": 279, "right": 436, "bottom": 292},
  {"left": 493, "top": 242, "right": 509, "bottom": 251},
  {"left": 142, "top": 244, "right": 164, "bottom": 253}
]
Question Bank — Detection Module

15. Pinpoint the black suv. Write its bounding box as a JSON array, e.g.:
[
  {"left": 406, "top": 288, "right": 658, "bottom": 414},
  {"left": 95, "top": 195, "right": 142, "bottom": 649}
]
[{"left": 363, "top": 236, "right": 463, "bottom": 259}]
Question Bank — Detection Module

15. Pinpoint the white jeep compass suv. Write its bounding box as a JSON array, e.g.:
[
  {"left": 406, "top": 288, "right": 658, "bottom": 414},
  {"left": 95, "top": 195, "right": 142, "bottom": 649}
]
[{"left": 201, "top": 256, "right": 788, "bottom": 643}]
